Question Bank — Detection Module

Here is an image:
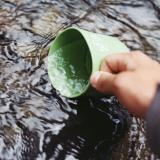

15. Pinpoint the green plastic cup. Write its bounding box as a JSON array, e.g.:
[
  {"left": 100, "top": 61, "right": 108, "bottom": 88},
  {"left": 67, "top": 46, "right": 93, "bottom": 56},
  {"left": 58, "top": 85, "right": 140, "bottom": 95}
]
[{"left": 48, "top": 27, "right": 129, "bottom": 98}]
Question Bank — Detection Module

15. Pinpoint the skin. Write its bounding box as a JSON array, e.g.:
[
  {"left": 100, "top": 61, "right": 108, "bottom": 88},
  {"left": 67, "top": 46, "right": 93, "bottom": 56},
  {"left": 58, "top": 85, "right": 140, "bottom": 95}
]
[{"left": 90, "top": 51, "right": 160, "bottom": 118}]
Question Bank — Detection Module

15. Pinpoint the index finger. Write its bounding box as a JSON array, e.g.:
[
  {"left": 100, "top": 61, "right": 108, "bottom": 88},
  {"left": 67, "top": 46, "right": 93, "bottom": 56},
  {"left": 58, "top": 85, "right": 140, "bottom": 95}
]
[{"left": 100, "top": 52, "right": 137, "bottom": 73}]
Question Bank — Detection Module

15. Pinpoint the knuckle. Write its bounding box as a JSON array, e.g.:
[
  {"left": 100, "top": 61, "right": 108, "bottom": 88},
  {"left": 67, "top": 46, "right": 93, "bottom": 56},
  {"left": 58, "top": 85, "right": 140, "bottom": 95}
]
[
  {"left": 95, "top": 73, "right": 103, "bottom": 87},
  {"left": 113, "top": 75, "right": 125, "bottom": 92},
  {"left": 131, "top": 51, "right": 143, "bottom": 55},
  {"left": 98, "top": 74, "right": 106, "bottom": 87},
  {"left": 130, "top": 51, "right": 144, "bottom": 59}
]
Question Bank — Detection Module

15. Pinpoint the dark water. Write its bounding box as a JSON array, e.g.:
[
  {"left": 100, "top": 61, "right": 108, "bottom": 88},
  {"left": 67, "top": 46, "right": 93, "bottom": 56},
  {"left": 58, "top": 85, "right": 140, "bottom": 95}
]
[{"left": 0, "top": 0, "right": 160, "bottom": 159}]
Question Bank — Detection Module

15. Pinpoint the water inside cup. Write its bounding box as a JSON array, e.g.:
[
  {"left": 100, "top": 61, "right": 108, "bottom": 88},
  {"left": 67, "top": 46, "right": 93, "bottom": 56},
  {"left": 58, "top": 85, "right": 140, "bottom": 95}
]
[{"left": 48, "top": 39, "right": 92, "bottom": 97}]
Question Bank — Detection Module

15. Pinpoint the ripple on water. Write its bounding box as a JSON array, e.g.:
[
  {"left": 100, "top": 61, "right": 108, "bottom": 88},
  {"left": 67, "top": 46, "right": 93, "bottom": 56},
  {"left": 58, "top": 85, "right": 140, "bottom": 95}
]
[{"left": 0, "top": 0, "right": 160, "bottom": 159}]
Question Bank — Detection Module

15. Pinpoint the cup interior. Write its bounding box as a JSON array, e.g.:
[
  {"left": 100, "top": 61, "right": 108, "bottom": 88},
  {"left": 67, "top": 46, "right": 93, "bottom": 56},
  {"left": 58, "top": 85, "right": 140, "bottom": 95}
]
[{"left": 48, "top": 28, "right": 92, "bottom": 98}]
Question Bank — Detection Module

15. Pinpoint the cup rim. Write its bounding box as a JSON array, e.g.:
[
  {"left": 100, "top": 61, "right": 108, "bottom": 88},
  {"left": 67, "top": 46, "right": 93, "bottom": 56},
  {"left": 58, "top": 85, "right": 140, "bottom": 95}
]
[{"left": 48, "top": 27, "right": 93, "bottom": 98}]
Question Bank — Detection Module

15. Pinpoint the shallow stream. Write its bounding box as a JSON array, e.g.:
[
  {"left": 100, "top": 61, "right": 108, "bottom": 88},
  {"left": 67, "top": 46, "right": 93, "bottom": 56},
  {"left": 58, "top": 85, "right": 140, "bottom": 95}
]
[{"left": 0, "top": 0, "right": 160, "bottom": 159}]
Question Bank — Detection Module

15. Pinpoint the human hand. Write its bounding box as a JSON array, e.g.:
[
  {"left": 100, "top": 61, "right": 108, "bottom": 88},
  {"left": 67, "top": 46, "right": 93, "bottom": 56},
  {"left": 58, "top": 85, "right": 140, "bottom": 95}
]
[{"left": 90, "top": 51, "right": 160, "bottom": 118}]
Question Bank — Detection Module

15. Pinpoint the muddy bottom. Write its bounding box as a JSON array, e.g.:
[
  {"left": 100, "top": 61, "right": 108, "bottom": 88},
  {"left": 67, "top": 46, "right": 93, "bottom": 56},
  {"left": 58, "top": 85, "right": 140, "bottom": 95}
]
[{"left": 0, "top": 0, "right": 160, "bottom": 160}]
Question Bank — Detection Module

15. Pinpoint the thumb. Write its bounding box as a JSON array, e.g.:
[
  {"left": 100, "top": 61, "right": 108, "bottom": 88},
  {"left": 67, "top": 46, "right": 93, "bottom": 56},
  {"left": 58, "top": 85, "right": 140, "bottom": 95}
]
[{"left": 90, "top": 71, "right": 116, "bottom": 95}]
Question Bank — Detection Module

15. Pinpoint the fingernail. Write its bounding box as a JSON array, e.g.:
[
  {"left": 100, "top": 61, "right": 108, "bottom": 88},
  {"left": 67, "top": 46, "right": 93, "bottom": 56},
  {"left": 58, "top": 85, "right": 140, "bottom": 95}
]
[{"left": 90, "top": 71, "right": 101, "bottom": 87}]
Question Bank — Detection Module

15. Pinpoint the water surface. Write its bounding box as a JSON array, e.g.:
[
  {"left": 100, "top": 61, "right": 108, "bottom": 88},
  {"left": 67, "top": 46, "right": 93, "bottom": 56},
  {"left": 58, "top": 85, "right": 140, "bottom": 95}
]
[{"left": 0, "top": 0, "right": 160, "bottom": 159}]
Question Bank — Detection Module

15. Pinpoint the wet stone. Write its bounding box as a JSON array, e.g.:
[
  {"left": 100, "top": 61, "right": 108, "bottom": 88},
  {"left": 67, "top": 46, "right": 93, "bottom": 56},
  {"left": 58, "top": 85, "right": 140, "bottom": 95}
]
[{"left": 0, "top": 0, "right": 160, "bottom": 159}]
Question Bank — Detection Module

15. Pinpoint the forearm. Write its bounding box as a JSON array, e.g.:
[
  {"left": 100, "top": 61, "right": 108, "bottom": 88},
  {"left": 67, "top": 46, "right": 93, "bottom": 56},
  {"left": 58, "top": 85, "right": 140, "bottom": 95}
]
[{"left": 147, "top": 84, "right": 160, "bottom": 155}]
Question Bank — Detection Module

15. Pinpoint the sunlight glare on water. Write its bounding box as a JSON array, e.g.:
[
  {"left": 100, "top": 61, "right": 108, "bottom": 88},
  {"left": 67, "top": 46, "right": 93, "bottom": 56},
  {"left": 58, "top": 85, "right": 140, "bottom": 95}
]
[{"left": 0, "top": 0, "right": 160, "bottom": 159}]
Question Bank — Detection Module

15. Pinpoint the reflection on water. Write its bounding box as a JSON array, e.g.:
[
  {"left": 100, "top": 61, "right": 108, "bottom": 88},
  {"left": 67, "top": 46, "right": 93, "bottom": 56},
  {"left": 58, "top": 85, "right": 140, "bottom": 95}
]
[{"left": 0, "top": 0, "right": 160, "bottom": 159}]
